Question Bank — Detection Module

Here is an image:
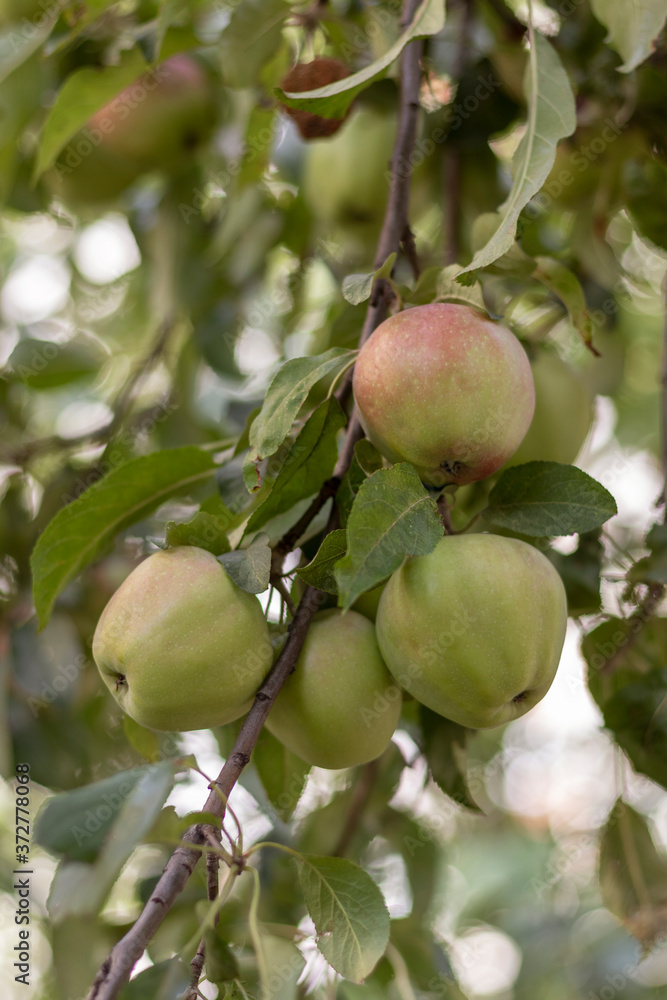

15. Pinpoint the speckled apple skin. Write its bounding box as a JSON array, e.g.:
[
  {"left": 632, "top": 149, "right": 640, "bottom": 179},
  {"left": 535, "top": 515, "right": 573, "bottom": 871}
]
[
  {"left": 376, "top": 534, "right": 567, "bottom": 729},
  {"left": 92, "top": 547, "right": 273, "bottom": 732},
  {"left": 266, "top": 610, "right": 401, "bottom": 769},
  {"left": 352, "top": 303, "right": 535, "bottom": 486}
]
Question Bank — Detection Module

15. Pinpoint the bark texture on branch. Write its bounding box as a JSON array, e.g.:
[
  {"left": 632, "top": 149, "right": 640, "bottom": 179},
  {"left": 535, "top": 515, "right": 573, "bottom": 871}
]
[{"left": 86, "top": 5, "right": 424, "bottom": 995}]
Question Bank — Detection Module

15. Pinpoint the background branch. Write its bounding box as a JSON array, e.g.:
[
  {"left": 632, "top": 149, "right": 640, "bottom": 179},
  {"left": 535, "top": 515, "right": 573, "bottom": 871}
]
[{"left": 85, "top": 5, "right": 426, "bottom": 997}]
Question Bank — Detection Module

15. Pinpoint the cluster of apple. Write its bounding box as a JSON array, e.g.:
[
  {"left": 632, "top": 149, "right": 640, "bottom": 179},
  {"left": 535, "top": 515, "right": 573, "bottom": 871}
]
[{"left": 93, "top": 304, "right": 582, "bottom": 769}]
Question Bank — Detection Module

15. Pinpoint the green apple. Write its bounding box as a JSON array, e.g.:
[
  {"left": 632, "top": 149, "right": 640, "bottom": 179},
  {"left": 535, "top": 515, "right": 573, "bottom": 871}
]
[
  {"left": 92, "top": 546, "right": 273, "bottom": 731},
  {"left": 266, "top": 609, "right": 401, "bottom": 768},
  {"left": 506, "top": 350, "right": 593, "bottom": 467},
  {"left": 50, "top": 55, "right": 216, "bottom": 205},
  {"left": 376, "top": 533, "right": 567, "bottom": 729},
  {"left": 352, "top": 303, "right": 535, "bottom": 487},
  {"left": 353, "top": 583, "right": 386, "bottom": 622},
  {"left": 304, "top": 109, "right": 397, "bottom": 226}
]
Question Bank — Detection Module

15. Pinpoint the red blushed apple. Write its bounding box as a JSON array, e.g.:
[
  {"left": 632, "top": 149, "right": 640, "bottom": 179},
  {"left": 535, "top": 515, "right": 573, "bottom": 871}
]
[{"left": 352, "top": 303, "right": 535, "bottom": 487}]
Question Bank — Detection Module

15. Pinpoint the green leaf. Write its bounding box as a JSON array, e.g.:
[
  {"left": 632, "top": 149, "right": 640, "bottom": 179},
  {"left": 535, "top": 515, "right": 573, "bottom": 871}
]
[
  {"left": 482, "top": 462, "right": 617, "bottom": 537},
  {"left": 35, "top": 767, "right": 147, "bottom": 862},
  {"left": 31, "top": 447, "right": 217, "bottom": 628},
  {"left": 246, "top": 398, "right": 346, "bottom": 533},
  {"left": 599, "top": 800, "right": 667, "bottom": 949},
  {"left": 337, "top": 440, "right": 383, "bottom": 528},
  {"left": 8, "top": 336, "right": 106, "bottom": 389},
  {"left": 276, "top": 0, "right": 445, "bottom": 119},
  {"left": 419, "top": 707, "right": 480, "bottom": 811},
  {"left": 295, "top": 854, "right": 390, "bottom": 982},
  {"left": 437, "top": 265, "right": 486, "bottom": 310},
  {"left": 458, "top": 31, "right": 576, "bottom": 275},
  {"left": 249, "top": 348, "right": 355, "bottom": 460},
  {"left": 203, "top": 928, "right": 240, "bottom": 986},
  {"left": 165, "top": 511, "right": 232, "bottom": 556},
  {"left": 584, "top": 618, "right": 667, "bottom": 790},
  {"left": 342, "top": 253, "right": 397, "bottom": 306},
  {"left": 334, "top": 464, "right": 443, "bottom": 610},
  {"left": 297, "top": 529, "right": 347, "bottom": 595},
  {"left": 118, "top": 957, "right": 190, "bottom": 999},
  {"left": 253, "top": 728, "right": 311, "bottom": 822},
  {"left": 45, "top": 762, "right": 176, "bottom": 922},
  {"left": 532, "top": 257, "right": 597, "bottom": 353},
  {"left": 34, "top": 48, "right": 149, "bottom": 179},
  {"left": 219, "top": 0, "right": 289, "bottom": 89},
  {"left": 590, "top": 0, "right": 667, "bottom": 72},
  {"left": 548, "top": 529, "right": 603, "bottom": 615},
  {"left": 220, "top": 533, "right": 271, "bottom": 593},
  {"left": 628, "top": 522, "right": 667, "bottom": 585},
  {"left": 0, "top": 18, "right": 54, "bottom": 87}
]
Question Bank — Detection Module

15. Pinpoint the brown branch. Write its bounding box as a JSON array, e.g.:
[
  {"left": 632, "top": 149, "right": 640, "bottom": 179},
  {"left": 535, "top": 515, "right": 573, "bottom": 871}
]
[
  {"left": 444, "top": 0, "right": 473, "bottom": 265},
  {"left": 86, "top": 6, "right": 426, "bottom": 996}
]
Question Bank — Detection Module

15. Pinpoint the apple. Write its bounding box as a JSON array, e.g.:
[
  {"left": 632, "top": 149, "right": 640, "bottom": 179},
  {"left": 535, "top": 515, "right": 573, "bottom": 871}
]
[
  {"left": 304, "top": 108, "right": 397, "bottom": 226},
  {"left": 506, "top": 350, "right": 593, "bottom": 467},
  {"left": 353, "top": 583, "right": 386, "bottom": 622},
  {"left": 375, "top": 533, "right": 567, "bottom": 729},
  {"left": 266, "top": 609, "right": 401, "bottom": 768},
  {"left": 51, "top": 55, "right": 216, "bottom": 205},
  {"left": 352, "top": 303, "right": 535, "bottom": 487},
  {"left": 280, "top": 58, "right": 350, "bottom": 140},
  {"left": 92, "top": 546, "right": 273, "bottom": 731}
]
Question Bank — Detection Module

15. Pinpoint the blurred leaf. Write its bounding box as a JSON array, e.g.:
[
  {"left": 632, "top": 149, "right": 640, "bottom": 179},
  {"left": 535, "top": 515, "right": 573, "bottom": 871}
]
[
  {"left": 459, "top": 32, "right": 576, "bottom": 274},
  {"left": 249, "top": 348, "right": 355, "bottom": 460},
  {"left": 45, "top": 762, "right": 176, "bottom": 922},
  {"left": 276, "top": 0, "right": 445, "bottom": 119},
  {"left": 625, "top": 158, "right": 667, "bottom": 250},
  {"left": 31, "top": 447, "right": 217, "bottom": 628},
  {"left": 117, "top": 957, "right": 189, "bottom": 999},
  {"left": 548, "top": 529, "right": 603, "bottom": 615},
  {"left": 533, "top": 257, "right": 597, "bottom": 354},
  {"left": 600, "top": 799, "right": 667, "bottom": 949},
  {"left": 123, "top": 715, "right": 164, "bottom": 761},
  {"left": 335, "top": 464, "right": 443, "bottom": 609},
  {"left": 166, "top": 511, "right": 231, "bottom": 556},
  {"left": 419, "top": 707, "right": 481, "bottom": 811},
  {"left": 220, "top": 0, "right": 289, "bottom": 88},
  {"left": 34, "top": 48, "right": 148, "bottom": 179},
  {"left": 298, "top": 529, "right": 347, "bottom": 594},
  {"left": 295, "top": 854, "right": 390, "bottom": 982},
  {"left": 7, "top": 336, "right": 106, "bottom": 388},
  {"left": 590, "top": 0, "right": 667, "bottom": 72},
  {"left": 482, "top": 461, "right": 617, "bottom": 537},
  {"left": 246, "top": 398, "right": 346, "bottom": 532},
  {"left": 220, "top": 533, "right": 271, "bottom": 593},
  {"left": 254, "top": 729, "right": 311, "bottom": 821},
  {"left": 629, "top": 522, "right": 667, "bottom": 584},
  {"left": 342, "top": 253, "right": 397, "bottom": 305},
  {"left": 35, "top": 767, "right": 146, "bottom": 862},
  {"left": 204, "top": 927, "right": 240, "bottom": 985},
  {"left": 584, "top": 618, "right": 667, "bottom": 789}
]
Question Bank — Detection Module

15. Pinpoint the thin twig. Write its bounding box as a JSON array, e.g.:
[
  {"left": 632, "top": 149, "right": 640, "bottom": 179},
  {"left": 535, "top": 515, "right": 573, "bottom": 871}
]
[
  {"left": 332, "top": 759, "right": 381, "bottom": 858},
  {"left": 86, "top": 6, "right": 425, "bottom": 995}
]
